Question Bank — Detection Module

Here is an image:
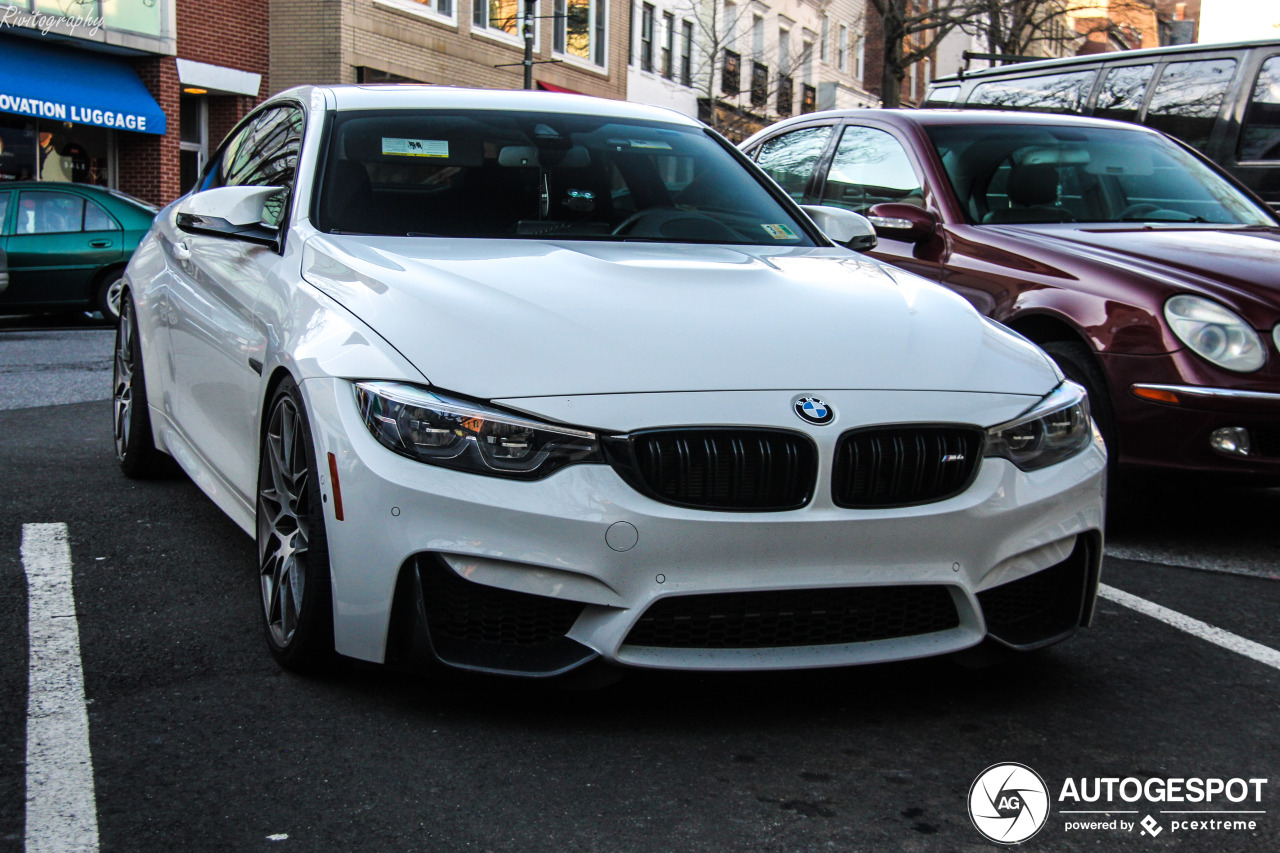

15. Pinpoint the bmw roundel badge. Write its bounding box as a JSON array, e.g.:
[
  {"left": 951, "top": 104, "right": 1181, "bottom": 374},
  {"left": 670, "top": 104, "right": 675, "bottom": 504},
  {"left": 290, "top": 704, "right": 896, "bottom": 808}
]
[{"left": 794, "top": 396, "right": 835, "bottom": 425}]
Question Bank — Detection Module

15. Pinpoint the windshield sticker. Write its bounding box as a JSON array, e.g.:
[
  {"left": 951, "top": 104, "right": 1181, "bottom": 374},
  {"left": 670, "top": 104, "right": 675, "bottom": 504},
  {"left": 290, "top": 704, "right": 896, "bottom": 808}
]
[
  {"left": 762, "top": 223, "right": 798, "bottom": 240},
  {"left": 382, "top": 138, "right": 450, "bottom": 157}
]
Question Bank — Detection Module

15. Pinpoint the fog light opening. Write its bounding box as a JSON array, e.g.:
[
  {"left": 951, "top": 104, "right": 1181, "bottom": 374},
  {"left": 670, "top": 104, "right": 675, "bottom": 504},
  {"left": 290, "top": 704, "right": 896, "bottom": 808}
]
[{"left": 1209, "top": 427, "right": 1252, "bottom": 457}]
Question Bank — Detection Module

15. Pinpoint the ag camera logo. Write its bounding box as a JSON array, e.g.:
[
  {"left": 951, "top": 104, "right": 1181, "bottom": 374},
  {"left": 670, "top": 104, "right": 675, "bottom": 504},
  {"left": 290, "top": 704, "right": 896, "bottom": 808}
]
[{"left": 969, "top": 763, "right": 1050, "bottom": 844}]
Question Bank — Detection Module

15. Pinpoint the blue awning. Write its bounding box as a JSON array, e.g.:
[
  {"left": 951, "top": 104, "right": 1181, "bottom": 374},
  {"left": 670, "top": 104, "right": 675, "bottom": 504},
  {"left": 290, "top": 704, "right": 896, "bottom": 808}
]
[{"left": 0, "top": 36, "right": 166, "bottom": 135}]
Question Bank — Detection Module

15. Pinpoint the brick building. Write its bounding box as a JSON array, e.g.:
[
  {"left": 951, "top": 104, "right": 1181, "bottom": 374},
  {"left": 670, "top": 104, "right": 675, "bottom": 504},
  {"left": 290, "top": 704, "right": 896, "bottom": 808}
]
[
  {"left": 269, "top": 0, "right": 629, "bottom": 101},
  {"left": 0, "top": 0, "right": 268, "bottom": 206}
]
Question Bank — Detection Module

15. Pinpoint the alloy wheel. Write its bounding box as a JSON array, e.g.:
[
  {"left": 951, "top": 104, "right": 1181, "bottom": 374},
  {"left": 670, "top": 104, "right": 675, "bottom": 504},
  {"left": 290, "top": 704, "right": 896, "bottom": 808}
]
[
  {"left": 258, "top": 395, "right": 313, "bottom": 649},
  {"left": 112, "top": 300, "right": 134, "bottom": 461}
]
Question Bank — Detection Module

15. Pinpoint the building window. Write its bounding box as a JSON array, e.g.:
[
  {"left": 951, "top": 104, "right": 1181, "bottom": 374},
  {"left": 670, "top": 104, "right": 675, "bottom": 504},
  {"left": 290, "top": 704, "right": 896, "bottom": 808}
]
[
  {"left": 801, "top": 40, "right": 812, "bottom": 83},
  {"left": 777, "top": 73, "right": 792, "bottom": 115},
  {"left": 681, "top": 19, "right": 693, "bottom": 86},
  {"left": 662, "top": 11, "right": 674, "bottom": 78},
  {"left": 474, "top": 0, "right": 520, "bottom": 35},
  {"left": 179, "top": 94, "right": 208, "bottom": 194},
  {"left": 801, "top": 83, "right": 815, "bottom": 113},
  {"left": 555, "top": 0, "right": 607, "bottom": 65},
  {"left": 778, "top": 27, "right": 790, "bottom": 73},
  {"left": 405, "top": 0, "right": 454, "bottom": 16},
  {"left": 751, "top": 61, "right": 768, "bottom": 106},
  {"left": 819, "top": 16, "right": 828, "bottom": 63},
  {"left": 640, "top": 3, "right": 654, "bottom": 71},
  {"left": 752, "top": 13, "right": 764, "bottom": 59},
  {"left": 722, "top": 49, "right": 741, "bottom": 95},
  {"left": 854, "top": 35, "right": 864, "bottom": 80},
  {"left": 837, "top": 23, "right": 847, "bottom": 72}
]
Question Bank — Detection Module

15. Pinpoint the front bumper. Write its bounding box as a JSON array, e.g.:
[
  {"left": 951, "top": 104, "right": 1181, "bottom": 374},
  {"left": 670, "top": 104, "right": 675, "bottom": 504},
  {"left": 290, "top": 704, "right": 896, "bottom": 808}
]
[
  {"left": 302, "top": 378, "right": 1108, "bottom": 675},
  {"left": 1104, "top": 350, "right": 1280, "bottom": 480}
]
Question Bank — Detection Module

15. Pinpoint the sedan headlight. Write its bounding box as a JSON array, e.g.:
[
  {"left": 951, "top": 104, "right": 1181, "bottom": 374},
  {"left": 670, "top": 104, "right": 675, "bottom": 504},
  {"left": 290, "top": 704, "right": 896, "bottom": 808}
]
[
  {"left": 985, "top": 382, "right": 1092, "bottom": 471},
  {"left": 354, "top": 381, "right": 602, "bottom": 479},
  {"left": 1164, "top": 295, "right": 1265, "bottom": 372}
]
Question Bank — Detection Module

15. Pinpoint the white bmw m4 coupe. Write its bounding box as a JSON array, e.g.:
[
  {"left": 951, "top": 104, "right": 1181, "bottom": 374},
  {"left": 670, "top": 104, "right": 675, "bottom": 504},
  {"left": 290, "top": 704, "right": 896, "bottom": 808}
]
[{"left": 114, "top": 86, "right": 1106, "bottom": 678}]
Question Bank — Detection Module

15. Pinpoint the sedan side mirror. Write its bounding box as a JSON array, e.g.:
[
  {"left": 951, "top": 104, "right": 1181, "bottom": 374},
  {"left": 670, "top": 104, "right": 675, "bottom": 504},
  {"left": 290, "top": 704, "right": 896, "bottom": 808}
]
[
  {"left": 800, "top": 204, "right": 878, "bottom": 252},
  {"left": 177, "top": 185, "right": 286, "bottom": 250},
  {"left": 866, "top": 203, "right": 936, "bottom": 244}
]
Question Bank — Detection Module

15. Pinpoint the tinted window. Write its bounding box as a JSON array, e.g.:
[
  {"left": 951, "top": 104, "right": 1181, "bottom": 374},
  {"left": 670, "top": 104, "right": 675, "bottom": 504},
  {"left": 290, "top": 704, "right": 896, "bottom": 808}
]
[
  {"left": 1144, "top": 59, "right": 1237, "bottom": 152},
  {"left": 1240, "top": 55, "right": 1280, "bottom": 161},
  {"left": 968, "top": 71, "right": 1097, "bottom": 113},
  {"left": 1093, "top": 65, "right": 1153, "bottom": 122},
  {"left": 819, "top": 126, "right": 922, "bottom": 214},
  {"left": 83, "top": 200, "right": 119, "bottom": 231},
  {"left": 208, "top": 106, "right": 304, "bottom": 191},
  {"left": 925, "top": 124, "right": 1273, "bottom": 226},
  {"left": 317, "top": 110, "right": 816, "bottom": 246},
  {"left": 16, "top": 191, "right": 84, "bottom": 234},
  {"left": 753, "top": 125, "right": 833, "bottom": 201},
  {"left": 0, "top": 193, "right": 8, "bottom": 235}
]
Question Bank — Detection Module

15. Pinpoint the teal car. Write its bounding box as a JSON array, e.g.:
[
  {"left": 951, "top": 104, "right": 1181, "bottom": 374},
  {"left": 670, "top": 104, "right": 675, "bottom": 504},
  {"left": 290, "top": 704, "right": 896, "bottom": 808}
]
[{"left": 0, "top": 181, "right": 156, "bottom": 321}]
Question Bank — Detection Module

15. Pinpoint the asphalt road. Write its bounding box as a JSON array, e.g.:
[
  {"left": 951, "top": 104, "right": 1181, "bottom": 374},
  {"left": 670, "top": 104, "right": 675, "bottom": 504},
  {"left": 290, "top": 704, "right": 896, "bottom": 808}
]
[{"left": 2, "top": 322, "right": 1278, "bottom": 852}]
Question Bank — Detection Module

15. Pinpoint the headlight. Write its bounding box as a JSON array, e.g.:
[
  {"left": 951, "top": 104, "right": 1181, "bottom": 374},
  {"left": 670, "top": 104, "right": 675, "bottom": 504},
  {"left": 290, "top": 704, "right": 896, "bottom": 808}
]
[
  {"left": 354, "top": 381, "right": 602, "bottom": 479},
  {"left": 1164, "top": 295, "right": 1265, "bottom": 372},
  {"left": 985, "top": 382, "right": 1092, "bottom": 471}
]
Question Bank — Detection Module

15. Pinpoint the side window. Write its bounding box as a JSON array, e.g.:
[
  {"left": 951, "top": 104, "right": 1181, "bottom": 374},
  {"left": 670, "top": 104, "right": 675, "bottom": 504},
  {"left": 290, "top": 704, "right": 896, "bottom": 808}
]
[
  {"left": 83, "top": 200, "right": 120, "bottom": 231},
  {"left": 1144, "top": 58, "right": 1237, "bottom": 153},
  {"left": 16, "top": 192, "right": 85, "bottom": 234},
  {"left": 968, "top": 71, "right": 1097, "bottom": 114},
  {"left": 0, "top": 193, "right": 9, "bottom": 235},
  {"left": 1240, "top": 55, "right": 1280, "bottom": 161},
  {"left": 1093, "top": 65, "right": 1154, "bottom": 122},
  {"left": 819, "top": 126, "right": 922, "bottom": 214},
  {"left": 752, "top": 125, "right": 833, "bottom": 201},
  {"left": 203, "top": 106, "right": 305, "bottom": 226}
]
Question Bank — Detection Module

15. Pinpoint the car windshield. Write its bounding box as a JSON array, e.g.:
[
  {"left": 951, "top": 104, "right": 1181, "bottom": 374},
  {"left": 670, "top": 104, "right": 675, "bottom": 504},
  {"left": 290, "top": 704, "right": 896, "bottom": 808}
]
[
  {"left": 925, "top": 123, "right": 1277, "bottom": 227},
  {"left": 315, "top": 109, "right": 816, "bottom": 246}
]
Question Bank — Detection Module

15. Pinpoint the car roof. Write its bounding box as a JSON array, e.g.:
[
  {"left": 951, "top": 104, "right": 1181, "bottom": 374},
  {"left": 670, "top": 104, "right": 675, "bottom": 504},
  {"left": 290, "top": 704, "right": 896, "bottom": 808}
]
[
  {"left": 932, "top": 37, "right": 1280, "bottom": 84},
  {"left": 761, "top": 108, "right": 1163, "bottom": 134},
  {"left": 274, "top": 85, "right": 703, "bottom": 128}
]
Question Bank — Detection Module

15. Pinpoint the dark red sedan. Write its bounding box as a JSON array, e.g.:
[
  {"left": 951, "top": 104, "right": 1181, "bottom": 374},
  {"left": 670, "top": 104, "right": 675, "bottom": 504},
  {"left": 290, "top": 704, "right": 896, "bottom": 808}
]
[{"left": 742, "top": 110, "right": 1280, "bottom": 482}]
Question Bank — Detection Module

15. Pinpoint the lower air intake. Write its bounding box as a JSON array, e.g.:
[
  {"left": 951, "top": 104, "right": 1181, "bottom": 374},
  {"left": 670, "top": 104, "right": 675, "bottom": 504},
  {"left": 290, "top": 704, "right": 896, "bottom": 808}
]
[{"left": 624, "top": 585, "right": 960, "bottom": 649}]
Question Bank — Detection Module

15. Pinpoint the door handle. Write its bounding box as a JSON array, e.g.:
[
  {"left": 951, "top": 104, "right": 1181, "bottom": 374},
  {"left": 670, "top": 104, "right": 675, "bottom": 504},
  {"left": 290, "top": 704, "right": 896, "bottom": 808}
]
[
  {"left": 173, "top": 241, "right": 191, "bottom": 261},
  {"left": 89, "top": 239, "right": 112, "bottom": 248}
]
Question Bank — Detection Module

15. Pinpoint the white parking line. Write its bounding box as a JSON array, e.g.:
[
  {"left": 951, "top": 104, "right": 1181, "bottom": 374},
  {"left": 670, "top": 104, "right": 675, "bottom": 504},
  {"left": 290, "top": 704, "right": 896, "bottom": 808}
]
[
  {"left": 1099, "top": 583, "right": 1280, "bottom": 673},
  {"left": 21, "top": 523, "right": 99, "bottom": 853}
]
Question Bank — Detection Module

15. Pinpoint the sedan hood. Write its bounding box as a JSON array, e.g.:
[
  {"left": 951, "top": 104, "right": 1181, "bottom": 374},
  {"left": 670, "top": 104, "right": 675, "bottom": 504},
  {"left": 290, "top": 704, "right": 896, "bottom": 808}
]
[
  {"left": 994, "top": 225, "right": 1280, "bottom": 314},
  {"left": 302, "top": 235, "right": 1058, "bottom": 400}
]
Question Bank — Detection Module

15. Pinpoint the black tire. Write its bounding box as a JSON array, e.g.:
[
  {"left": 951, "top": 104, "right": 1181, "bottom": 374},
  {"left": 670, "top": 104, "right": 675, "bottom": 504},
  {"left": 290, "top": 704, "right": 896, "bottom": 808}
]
[
  {"left": 96, "top": 270, "right": 125, "bottom": 323},
  {"left": 113, "top": 293, "right": 174, "bottom": 478},
  {"left": 1041, "top": 340, "right": 1116, "bottom": 466},
  {"left": 256, "top": 378, "right": 335, "bottom": 672}
]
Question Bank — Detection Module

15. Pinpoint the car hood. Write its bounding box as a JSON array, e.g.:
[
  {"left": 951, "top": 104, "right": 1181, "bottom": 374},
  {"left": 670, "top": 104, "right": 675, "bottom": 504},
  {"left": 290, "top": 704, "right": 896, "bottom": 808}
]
[
  {"left": 301, "top": 235, "right": 1059, "bottom": 400},
  {"left": 991, "top": 225, "right": 1280, "bottom": 313}
]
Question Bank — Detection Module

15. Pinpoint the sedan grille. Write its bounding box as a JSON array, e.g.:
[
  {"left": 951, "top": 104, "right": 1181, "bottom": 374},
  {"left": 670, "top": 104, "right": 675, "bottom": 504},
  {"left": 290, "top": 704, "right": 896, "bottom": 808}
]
[
  {"left": 611, "top": 429, "right": 817, "bottom": 511},
  {"left": 624, "top": 585, "right": 959, "bottom": 649},
  {"left": 832, "top": 425, "right": 984, "bottom": 508}
]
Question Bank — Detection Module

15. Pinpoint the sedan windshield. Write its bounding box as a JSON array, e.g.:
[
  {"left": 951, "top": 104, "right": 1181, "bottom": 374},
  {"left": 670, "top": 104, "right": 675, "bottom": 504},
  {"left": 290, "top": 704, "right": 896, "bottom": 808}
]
[
  {"left": 925, "top": 124, "right": 1277, "bottom": 227},
  {"left": 315, "top": 109, "right": 816, "bottom": 246}
]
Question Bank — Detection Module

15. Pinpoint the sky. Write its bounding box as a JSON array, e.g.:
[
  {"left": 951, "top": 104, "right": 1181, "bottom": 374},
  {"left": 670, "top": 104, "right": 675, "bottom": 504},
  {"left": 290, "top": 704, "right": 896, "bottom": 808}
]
[{"left": 1197, "top": 0, "right": 1280, "bottom": 44}]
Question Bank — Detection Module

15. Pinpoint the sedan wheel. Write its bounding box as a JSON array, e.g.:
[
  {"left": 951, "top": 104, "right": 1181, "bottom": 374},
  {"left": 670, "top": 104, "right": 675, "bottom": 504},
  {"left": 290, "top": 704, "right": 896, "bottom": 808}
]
[
  {"left": 257, "top": 378, "right": 334, "bottom": 671},
  {"left": 97, "top": 271, "right": 125, "bottom": 322}
]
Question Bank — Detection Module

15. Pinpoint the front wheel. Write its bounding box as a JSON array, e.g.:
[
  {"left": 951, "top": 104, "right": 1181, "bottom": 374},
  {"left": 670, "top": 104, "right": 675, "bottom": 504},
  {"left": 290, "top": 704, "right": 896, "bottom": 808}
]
[
  {"left": 1041, "top": 340, "right": 1117, "bottom": 468},
  {"left": 257, "top": 378, "right": 334, "bottom": 672},
  {"left": 113, "top": 293, "right": 173, "bottom": 478}
]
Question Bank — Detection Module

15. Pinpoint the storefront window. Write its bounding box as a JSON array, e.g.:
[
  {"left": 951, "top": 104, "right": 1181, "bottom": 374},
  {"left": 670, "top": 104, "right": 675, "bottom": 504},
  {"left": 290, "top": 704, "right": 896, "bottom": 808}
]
[
  {"left": 0, "top": 114, "right": 112, "bottom": 185},
  {"left": 103, "top": 0, "right": 164, "bottom": 37}
]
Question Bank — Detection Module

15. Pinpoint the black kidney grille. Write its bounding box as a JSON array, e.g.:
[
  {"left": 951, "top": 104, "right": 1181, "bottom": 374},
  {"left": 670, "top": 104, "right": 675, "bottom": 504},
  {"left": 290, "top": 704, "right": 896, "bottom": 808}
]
[
  {"left": 623, "top": 429, "right": 816, "bottom": 510},
  {"left": 624, "top": 585, "right": 959, "bottom": 649},
  {"left": 833, "top": 426, "right": 984, "bottom": 508}
]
